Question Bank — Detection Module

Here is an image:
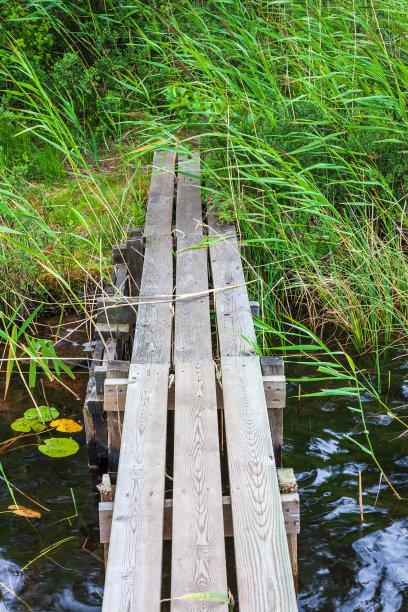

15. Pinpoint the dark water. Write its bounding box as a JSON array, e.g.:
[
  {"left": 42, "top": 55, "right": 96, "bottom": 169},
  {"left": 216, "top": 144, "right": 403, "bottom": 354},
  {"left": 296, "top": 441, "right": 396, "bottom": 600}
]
[
  {"left": 0, "top": 317, "right": 104, "bottom": 611},
  {"left": 0, "top": 319, "right": 408, "bottom": 610},
  {"left": 289, "top": 356, "right": 408, "bottom": 612}
]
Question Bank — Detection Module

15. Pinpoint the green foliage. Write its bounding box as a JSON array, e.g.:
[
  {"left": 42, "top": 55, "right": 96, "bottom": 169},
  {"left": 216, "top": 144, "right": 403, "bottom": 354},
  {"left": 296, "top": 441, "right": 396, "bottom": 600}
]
[
  {"left": 0, "top": 0, "right": 53, "bottom": 67},
  {"left": 0, "top": 0, "right": 408, "bottom": 354}
]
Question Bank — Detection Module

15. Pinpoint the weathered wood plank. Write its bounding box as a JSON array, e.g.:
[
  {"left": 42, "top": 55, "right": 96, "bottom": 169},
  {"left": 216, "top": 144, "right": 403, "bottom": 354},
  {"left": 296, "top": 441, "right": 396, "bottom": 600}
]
[
  {"left": 171, "top": 363, "right": 227, "bottom": 610},
  {"left": 175, "top": 153, "right": 202, "bottom": 236},
  {"left": 97, "top": 297, "right": 138, "bottom": 325},
  {"left": 174, "top": 235, "right": 212, "bottom": 363},
  {"left": 144, "top": 150, "right": 176, "bottom": 236},
  {"left": 208, "top": 219, "right": 256, "bottom": 357},
  {"left": 102, "top": 363, "right": 169, "bottom": 612},
  {"left": 219, "top": 356, "right": 297, "bottom": 611},
  {"left": 209, "top": 213, "right": 296, "bottom": 609},
  {"left": 101, "top": 492, "right": 299, "bottom": 542},
  {"left": 132, "top": 235, "right": 173, "bottom": 364}
]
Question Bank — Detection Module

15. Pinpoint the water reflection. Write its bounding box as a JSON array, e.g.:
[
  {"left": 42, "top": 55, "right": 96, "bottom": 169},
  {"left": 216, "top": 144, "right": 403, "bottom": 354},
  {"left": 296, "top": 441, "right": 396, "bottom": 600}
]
[
  {"left": 291, "top": 356, "right": 408, "bottom": 611},
  {"left": 1, "top": 320, "right": 408, "bottom": 610}
]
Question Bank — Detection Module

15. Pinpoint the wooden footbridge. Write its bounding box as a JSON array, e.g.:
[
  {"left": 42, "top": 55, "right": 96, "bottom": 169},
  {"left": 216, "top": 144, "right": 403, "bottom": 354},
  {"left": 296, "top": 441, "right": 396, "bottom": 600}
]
[{"left": 83, "top": 150, "right": 299, "bottom": 610}]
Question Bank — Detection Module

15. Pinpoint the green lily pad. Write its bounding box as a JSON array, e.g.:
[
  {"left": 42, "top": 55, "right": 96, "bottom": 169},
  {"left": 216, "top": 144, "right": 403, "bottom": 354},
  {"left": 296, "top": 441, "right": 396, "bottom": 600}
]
[
  {"left": 24, "top": 406, "right": 59, "bottom": 422},
  {"left": 30, "top": 420, "right": 47, "bottom": 433},
  {"left": 11, "top": 417, "right": 48, "bottom": 433},
  {"left": 11, "top": 418, "right": 32, "bottom": 432},
  {"left": 38, "top": 437, "right": 79, "bottom": 458}
]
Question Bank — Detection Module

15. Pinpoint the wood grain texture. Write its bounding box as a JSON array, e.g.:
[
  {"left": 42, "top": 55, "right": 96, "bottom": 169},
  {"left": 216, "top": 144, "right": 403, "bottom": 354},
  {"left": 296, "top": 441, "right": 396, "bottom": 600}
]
[
  {"left": 171, "top": 362, "right": 227, "bottom": 611},
  {"left": 174, "top": 235, "right": 212, "bottom": 363},
  {"left": 132, "top": 235, "right": 173, "bottom": 364},
  {"left": 176, "top": 153, "right": 202, "bottom": 236},
  {"left": 144, "top": 150, "right": 176, "bottom": 236},
  {"left": 107, "top": 411, "right": 122, "bottom": 473},
  {"left": 208, "top": 220, "right": 256, "bottom": 357},
  {"left": 102, "top": 363, "right": 169, "bottom": 612},
  {"left": 220, "top": 356, "right": 297, "bottom": 612}
]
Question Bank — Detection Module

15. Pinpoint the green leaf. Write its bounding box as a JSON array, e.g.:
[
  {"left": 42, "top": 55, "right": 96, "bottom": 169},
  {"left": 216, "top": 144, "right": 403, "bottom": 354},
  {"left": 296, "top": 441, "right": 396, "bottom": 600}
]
[
  {"left": 179, "top": 593, "right": 229, "bottom": 602},
  {"left": 343, "top": 434, "right": 372, "bottom": 454},
  {"left": 11, "top": 417, "right": 47, "bottom": 433},
  {"left": 24, "top": 406, "right": 59, "bottom": 422},
  {"left": 11, "top": 418, "right": 32, "bottom": 433},
  {"left": 38, "top": 438, "right": 79, "bottom": 458}
]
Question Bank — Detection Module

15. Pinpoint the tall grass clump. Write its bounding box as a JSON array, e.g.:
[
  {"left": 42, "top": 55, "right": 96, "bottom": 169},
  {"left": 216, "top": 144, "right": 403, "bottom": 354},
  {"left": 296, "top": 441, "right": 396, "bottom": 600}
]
[{"left": 1, "top": 0, "right": 408, "bottom": 357}]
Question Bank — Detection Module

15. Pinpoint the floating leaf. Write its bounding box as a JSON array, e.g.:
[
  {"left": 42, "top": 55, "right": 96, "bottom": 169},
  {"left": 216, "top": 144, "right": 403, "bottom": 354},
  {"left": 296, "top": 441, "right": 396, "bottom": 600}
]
[
  {"left": 11, "top": 418, "right": 32, "bottom": 432},
  {"left": 24, "top": 406, "right": 59, "bottom": 422},
  {"left": 38, "top": 438, "right": 79, "bottom": 458},
  {"left": 8, "top": 505, "right": 41, "bottom": 519},
  {"left": 50, "top": 419, "right": 83, "bottom": 433},
  {"left": 30, "top": 420, "right": 47, "bottom": 433},
  {"left": 11, "top": 417, "right": 47, "bottom": 433}
]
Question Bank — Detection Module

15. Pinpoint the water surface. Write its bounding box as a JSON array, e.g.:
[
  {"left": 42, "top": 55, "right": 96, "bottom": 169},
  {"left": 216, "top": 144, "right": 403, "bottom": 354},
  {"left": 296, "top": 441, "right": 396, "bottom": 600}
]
[{"left": 0, "top": 323, "right": 407, "bottom": 610}]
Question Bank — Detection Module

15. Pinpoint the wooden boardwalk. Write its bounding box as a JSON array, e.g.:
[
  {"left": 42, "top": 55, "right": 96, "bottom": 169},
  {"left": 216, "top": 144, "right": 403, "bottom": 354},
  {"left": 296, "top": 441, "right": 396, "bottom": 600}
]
[{"left": 87, "top": 150, "right": 298, "bottom": 610}]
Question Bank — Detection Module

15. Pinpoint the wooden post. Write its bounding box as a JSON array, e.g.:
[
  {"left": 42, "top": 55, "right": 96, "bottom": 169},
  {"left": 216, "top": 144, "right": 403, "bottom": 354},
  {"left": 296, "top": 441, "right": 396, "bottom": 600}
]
[
  {"left": 126, "top": 228, "right": 144, "bottom": 297},
  {"left": 261, "top": 355, "right": 286, "bottom": 468},
  {"left": 105, "top": 361, "right": 130, "bottom": 473},
  {"left": 249, "top": 300, "right": 259, "bottom": 318},
  {"left": 277, "top": 468, "right": 299, "bottom": 595},
  {"left": 97, "top": 474, "right": 115, "bottom": 569}
]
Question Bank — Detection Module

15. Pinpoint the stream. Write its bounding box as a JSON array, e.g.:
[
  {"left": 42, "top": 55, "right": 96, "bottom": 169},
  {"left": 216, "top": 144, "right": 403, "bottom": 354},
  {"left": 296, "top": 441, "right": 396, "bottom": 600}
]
[{"left": 0, "top": 316, "right": 407, "bottom": 611}]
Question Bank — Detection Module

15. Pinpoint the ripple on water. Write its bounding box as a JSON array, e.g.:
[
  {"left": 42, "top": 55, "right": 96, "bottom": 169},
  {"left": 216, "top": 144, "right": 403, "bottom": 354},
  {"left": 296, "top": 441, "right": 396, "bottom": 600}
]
[{"left": 337, "top": 521, "right": 408, "bottom": 612}]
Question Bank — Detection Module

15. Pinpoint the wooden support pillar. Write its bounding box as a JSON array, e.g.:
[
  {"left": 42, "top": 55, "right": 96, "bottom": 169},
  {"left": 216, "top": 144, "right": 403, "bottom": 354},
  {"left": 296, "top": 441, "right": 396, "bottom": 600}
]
[
  {"left": 249, "top": 300, "right": 259, "bottom": 318},
  {"left": 277, "top": 468, "right": 299, "bottom": 595},
  {"left": 261, "top": 355, "right": 286, "bottom": 468},
  {"left": 126, "top": 228, "right": 144, "bottom": 297},
  {"left": 97, "top": 474, "right": 116, "bottom": 569},
  {"left": 105, "top": 361, "right": 129, "bottom": 473}
]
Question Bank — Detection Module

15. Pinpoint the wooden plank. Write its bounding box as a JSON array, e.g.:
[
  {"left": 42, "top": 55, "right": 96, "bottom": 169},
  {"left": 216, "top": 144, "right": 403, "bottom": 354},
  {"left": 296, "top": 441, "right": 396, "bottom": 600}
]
[
  {"left": 171, "top": 363, "right": 227, "bottom": 609},
  {"left": 209, "top": 214, "right": 296, "bottom": 609},
  {"left": 102, "top": 493, "right": 299, "bottom": 542},
  {"left": 97, "top": 297, "right": 138, "bottom": 325},
  {"left": 132, "top": 235, "right": 173, "bottom": 364},
  {"left": 174, "top": 235, "right": 212, "bottom": 363},
  {"left": 112, "top": 244, "right": 127, "bottom": 264},
  {"left": 96, "top": 323, "right": 130, "bottom": 340},
  {"left": 114, "top": 263, "right": 128, "bottom": 296},
  {"left": 219, "top": 356, "right": 297, "bottom": 611},
  {"left": 102, "top": 363, "right": 169, "bottom": 612},
  {"left": 171, "top": 153, "right": 227, "bottom": 608},
  {"left": 175, "top": 153, "right": 202, "bottom": 236},
  {"left": 107, "top": 411, "right": 122, "bottom": 473},
  {"left": 144, "top": 150, "right": 176, "bottom": 236},
  {"left": 208, "top": 219, "right": 256, "bottom": 357}
]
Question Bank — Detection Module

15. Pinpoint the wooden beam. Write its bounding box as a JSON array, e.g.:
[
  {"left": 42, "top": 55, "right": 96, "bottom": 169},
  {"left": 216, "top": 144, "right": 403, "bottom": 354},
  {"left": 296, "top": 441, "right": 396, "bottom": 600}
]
[
  {"left": 99, "top": 492, "right": 299, "bottom": 541},
  {"left": 171, "top": 152, "right": 227, "bottom": 609},
  {"left": 103, "top": 150, "right": 175, "bottom": 610},
  {"left": 209, "top": 215, "right": 297, "bottom": 611},
  {"left": 102, "top": 364, "right": 169, "bottom": 612},
  {"left": 144, "top": 150, "right": 176, "bottom": 237},
  {"left": 132, "top": 235, "right": 173, "bottom": 364}
]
